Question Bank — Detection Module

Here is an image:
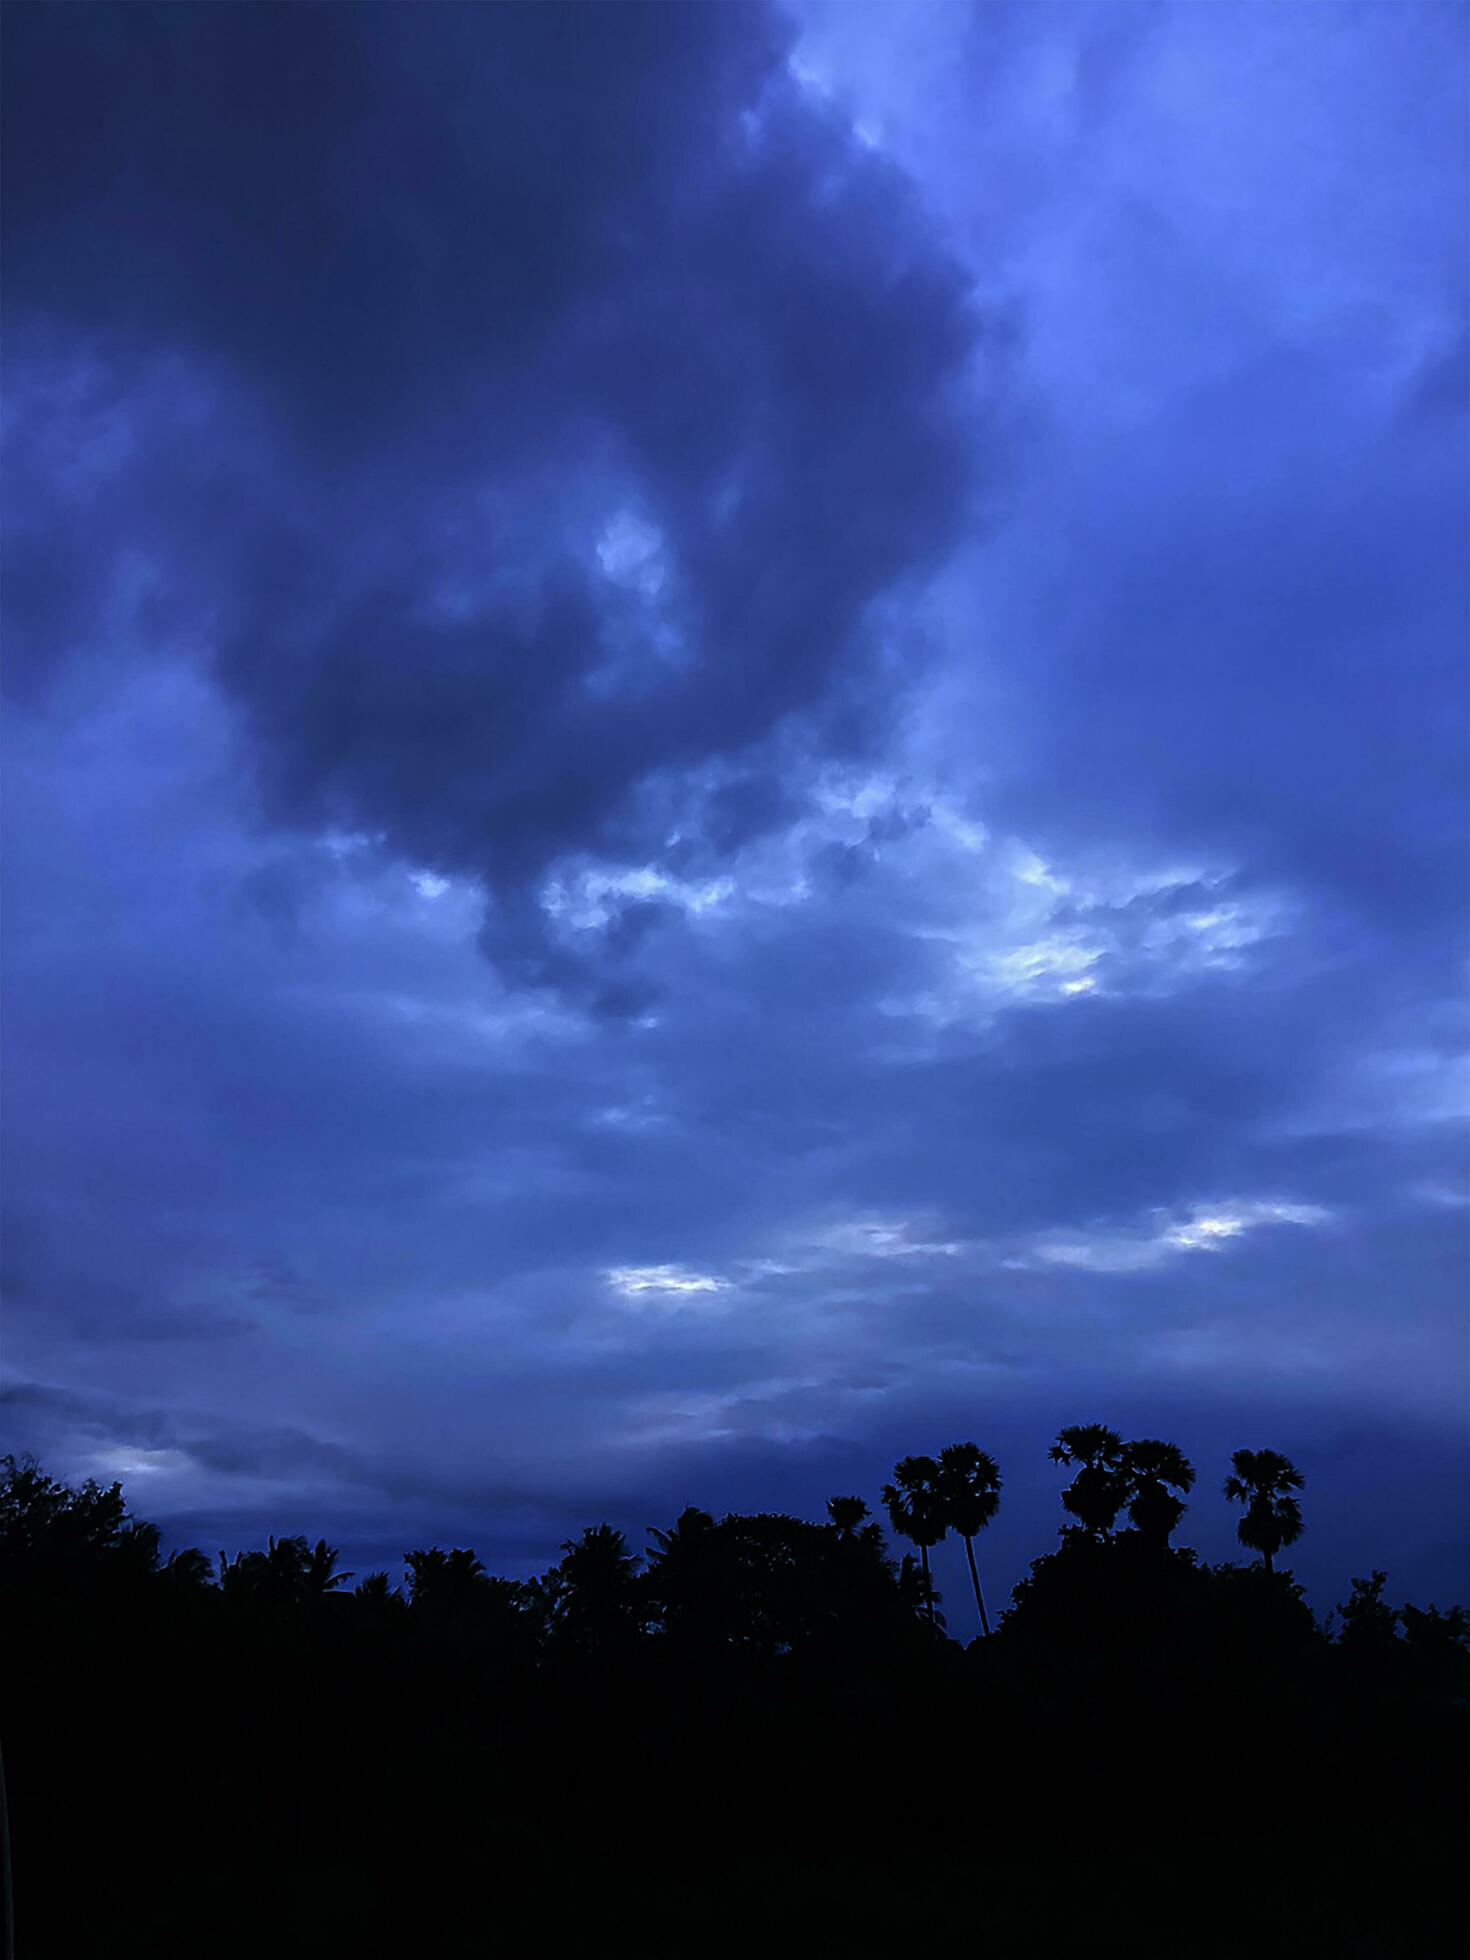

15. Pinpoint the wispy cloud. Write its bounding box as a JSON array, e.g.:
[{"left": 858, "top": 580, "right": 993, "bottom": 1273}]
[
  {"left": 1013, "top": 1201, "right": 1330, "bottom": 1276},
  {"left": 813, "top": 1218, "right": 963, "bottom": 1261},
  {"left": 605, "top": 1265, "right": 730, "bottom": 1306}
]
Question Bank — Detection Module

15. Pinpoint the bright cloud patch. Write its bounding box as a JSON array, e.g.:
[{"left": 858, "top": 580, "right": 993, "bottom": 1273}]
[
  {"left": 982, "top": 935, "right": 1102, "bottom": 999},
  {"left": 605, "top": 1264, "right": 729, "bottom": 1303},
  {"left": 596, "top": 509, "right": 668, "bottom": 597},
  {"left": 542, "top": 863, "right": 734, "bottom": 932},
  {"left": 1019, "top": 1201, "right": 1330, "bottom": 1275},
  {"left": 531, "top": 764, "right": 1284, "bottom": 1026},
  {"left": 92, "top": 1446, "right": 192, "bottom": 1481}
]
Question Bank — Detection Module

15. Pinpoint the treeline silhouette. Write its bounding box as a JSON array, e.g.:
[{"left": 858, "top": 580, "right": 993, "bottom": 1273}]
[{"left": 2, "top": 1431, "right": 1464, "bottom": 1957}]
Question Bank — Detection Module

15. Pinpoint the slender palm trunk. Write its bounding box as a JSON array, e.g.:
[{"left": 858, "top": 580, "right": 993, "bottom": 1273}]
[
  {"left": 1263, "top": 1548, "right": 1275, "bottom": 1576},
  {"left": 919, "top": 1542, "right": 934, "bottom": 1625},
  {"left": 963, "top": 1534, "right": 991, "bottom": 1637}
]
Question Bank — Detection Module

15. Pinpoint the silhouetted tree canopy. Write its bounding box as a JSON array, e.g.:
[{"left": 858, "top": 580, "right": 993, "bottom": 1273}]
[{"left": 1, "top": 1443, "right": 1463, "bottom": 1958}]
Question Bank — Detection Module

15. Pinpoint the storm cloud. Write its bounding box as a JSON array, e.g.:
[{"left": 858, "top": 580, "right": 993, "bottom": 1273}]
[
  {"left": 4, "top": 0, "right": 987, "bottom": 999},
  {"left": 2, "top": 0, "right": 1465, "bottom": 1617}
]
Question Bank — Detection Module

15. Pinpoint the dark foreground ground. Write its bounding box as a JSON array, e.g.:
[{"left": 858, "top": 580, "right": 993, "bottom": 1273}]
[
  {"left": 60, "top": 1827, "right": 1461, "bottom": 1958},
  {"left": 9, "top": 1617, "right": 1464, "bottom": 1957}
]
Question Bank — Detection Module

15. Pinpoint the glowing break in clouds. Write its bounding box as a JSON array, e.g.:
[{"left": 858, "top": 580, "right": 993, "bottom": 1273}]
[
  {"left": 604, "top": 1198, "right": 1331, "bottom": 1308},
  {"left": 1018, "top": 1201, "right": 1330, "bottom": 1276},
  {"left": 605, "top": 1265, "right": 730, "bottom": 1304},
  {"left": 528, "top": 761, "right": 1286, "bottom": 1029},
  {"left": 542, "top": 864, "right": 735, "bottom": 932}
]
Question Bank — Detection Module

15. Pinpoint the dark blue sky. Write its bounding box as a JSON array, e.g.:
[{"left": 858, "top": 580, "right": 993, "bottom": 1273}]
[{"left": 2, "top": 0, "right": 1466, "bottom": 1620}]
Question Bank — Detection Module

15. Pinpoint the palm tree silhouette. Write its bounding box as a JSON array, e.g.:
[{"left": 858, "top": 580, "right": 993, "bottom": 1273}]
[
  {"left": 304, "top": 1537, "right": 353, "bottom": 1597},
  {"left": 1224, "top": 1448, "right": 1304, "bottom": 1574},
  {"left": 936, "top": 1443, "right": 1002, "bottom": 1636},
  {"left": 825, "top": 1496, "right": 871, "bottom": 1541},
  {"left": 554, "top": 1523, "right": 643, "bottom": 1654},
  {"left": 1121, "top": 1439, "right": 1195, "bottom": 1549},
  {"left": 405, "top": 1545, "right": 488, "bottom": 1611},
  {"left": 1049, "top": 1424, "right": 1127, "bottom": 1538},
  {"left": 161, "top": 1545, "right": 213, "bottom": 1590},
  {"left": 645, "top": 1506, "right": 722, "bottom": 1648},
  {"left": 219, "top": 1535, "right": 313, "bottom": 1603},
  {"left": 894, "top": 1552, "right": 946, "bottom": 1631},
  {"left": 882, "top": 1456, "right": 946, "bottom": 1625}
]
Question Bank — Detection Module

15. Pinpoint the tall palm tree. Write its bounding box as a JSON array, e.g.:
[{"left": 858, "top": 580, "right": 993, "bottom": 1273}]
[
  {"left": 936, "top": 1443, "right": 1002, "bottom": 1636},
  {"left": 1049, "top": 1424, "right": 1127, "bottom": 1538},
  {"left": 1224, "top": 1448, "right": 1304, "bottom": 1574},
  {"left": 882, "top": 1455, "right": 946, "bottom": 1625},
  {"left": 825, "top": 1496, "right": 871, "bottom": 1541},
  {"left": 1121, "top": 1439, "right": 1195, "bottom": 1550}
]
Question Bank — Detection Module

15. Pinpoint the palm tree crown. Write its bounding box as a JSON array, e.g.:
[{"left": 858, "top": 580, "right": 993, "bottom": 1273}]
[
  {"left": 825, "top": 1496, "right": 871, "bottom": 1540},
  {"left": 936, "top": 1444, "right": 1003, "bottom": 1540},
  {"left": 882, "top": 1457, "right": 946, "bottom": 1552},
  {"left": 553, "top": 1523, "right": 643, "bottom": 1653},
  {"left": 1049, "top": 1423, "right": 1127, "bottom": 1538},
  {"left": 1121, "top": 1439, "right": 1195, "bottom": 1549},
  {"left": 305, "top": 1536, "right": 352, "bottom": 1597},
  {"left": 1224, "top": 1448, "right": 1304, "bottom": 1573}
]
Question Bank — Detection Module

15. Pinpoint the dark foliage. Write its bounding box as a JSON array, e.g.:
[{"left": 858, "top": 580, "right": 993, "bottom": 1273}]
[{"left": 1, "top": 1445, "right": 1464, "bottom": 1957}]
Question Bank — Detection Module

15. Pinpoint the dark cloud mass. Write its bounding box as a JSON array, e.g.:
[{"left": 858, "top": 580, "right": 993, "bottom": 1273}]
[
  {"left": 3, "top": 0, "right": 982, "bottom": 995},
  {"left": 1, "top": 1, "right": 1465, "bottom": 1613}
]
